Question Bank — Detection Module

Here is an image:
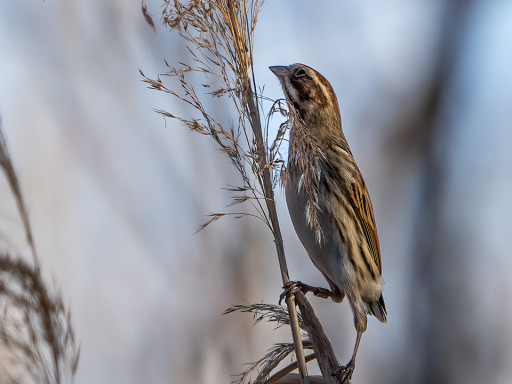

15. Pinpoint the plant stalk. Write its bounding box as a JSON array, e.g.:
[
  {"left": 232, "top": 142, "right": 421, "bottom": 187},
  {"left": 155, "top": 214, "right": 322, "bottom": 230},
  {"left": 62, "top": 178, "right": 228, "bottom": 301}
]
[
  {"left": 266, "top": 353, "right": 316, "bottom": 384},
  {"left": 245, "top": 81, "right": 309, "bottom": 383},
  {"left": 296, "top": 292, "right": 344, "bottom": 384}
]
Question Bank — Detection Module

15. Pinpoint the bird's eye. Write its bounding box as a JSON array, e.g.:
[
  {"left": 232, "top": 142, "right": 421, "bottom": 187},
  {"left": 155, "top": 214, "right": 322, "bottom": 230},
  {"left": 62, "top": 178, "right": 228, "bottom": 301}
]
[{"left": 294, "top": 68, "right": 307, "bottom": 78}]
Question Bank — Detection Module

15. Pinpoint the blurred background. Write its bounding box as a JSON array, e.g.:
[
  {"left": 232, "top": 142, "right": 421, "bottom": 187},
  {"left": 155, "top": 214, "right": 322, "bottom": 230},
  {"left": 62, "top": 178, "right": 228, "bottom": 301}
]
[{"left": 1, "top": 0, "right": 511, "bottom": 383}]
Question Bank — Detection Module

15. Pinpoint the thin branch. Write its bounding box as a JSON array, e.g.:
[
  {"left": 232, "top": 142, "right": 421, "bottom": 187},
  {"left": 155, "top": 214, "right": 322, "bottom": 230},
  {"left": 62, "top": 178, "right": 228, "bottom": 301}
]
[
  {"left": 275, "top": 374, "right": 325, "bottom": 384},
  {"left": 295, "top": 293, "right": 343, "bottom": 384},
  {"left": 266, "top": 354, "right": 317, "bottom": 384},
  {"left": 244, "top": 81, "right": 309, "bottom": 380},
  {"left": 276, "top": 373, "right": 325, "bottom": 384}
]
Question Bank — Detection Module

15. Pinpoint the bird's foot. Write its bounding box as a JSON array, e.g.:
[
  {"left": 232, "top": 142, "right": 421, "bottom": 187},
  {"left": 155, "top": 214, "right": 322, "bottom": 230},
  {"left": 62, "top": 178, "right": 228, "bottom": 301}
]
[
  {"left": 279, "top": 281, "right": 302, "bottom": 305},
  {"left": 332, "top": 359, "right": 355, "bottom": 383},
  {"left": 279, "top": 281, "right": 332, "bottom": 305}
]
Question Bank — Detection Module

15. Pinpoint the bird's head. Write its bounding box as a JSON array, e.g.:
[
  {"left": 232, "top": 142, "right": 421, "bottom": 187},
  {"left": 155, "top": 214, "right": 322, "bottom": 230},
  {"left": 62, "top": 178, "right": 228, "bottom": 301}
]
[{"left": 269, "top": 63, "right": 341, "bottom": 130}]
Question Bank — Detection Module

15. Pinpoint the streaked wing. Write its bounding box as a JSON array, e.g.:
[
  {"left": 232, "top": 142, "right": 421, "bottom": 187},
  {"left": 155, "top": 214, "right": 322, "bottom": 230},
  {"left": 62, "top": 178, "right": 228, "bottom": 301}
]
[
  {"left": 327, "top": 144, "right": 382, "bottom": 274},
  {"left": 349, "top": 175, "right": 382, "bottom": 274}
]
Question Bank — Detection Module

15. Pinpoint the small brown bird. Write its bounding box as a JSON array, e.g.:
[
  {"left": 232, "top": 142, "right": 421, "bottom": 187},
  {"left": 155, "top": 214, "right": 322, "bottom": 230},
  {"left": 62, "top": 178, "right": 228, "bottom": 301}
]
[{"left": 270, "top": 63, "right": 386, "bottom": 382}]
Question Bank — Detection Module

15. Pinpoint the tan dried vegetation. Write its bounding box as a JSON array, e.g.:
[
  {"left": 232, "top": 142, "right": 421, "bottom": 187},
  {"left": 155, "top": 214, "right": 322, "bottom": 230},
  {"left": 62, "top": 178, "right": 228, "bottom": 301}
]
[{"left": 142, "top": 1, "right": 348, "bottom": 383}]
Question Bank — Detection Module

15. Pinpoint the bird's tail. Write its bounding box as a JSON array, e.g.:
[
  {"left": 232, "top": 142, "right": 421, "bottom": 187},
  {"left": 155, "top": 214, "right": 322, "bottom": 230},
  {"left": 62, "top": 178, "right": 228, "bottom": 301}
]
[{"left": 367, "top": 294, "right": 387, "bottom": 323}]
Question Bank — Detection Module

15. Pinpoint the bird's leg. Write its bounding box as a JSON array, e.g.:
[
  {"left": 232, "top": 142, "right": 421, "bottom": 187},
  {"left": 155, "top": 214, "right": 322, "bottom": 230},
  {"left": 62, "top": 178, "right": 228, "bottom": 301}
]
[
  {"left": 279, "top": 281, "right": 333, "bottom": 304},
  {"left": 300, "top": 282, "right": 333, "bottom": 299},
  {"left": 333, "top": 331, "right": 362, "bottom": 383}
]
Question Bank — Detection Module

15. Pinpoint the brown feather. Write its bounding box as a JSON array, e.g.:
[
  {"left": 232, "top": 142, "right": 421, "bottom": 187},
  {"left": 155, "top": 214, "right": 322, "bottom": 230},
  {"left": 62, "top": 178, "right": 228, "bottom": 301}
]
[{"left": 349, "top": 174, "right": 382, "bottom": 274}]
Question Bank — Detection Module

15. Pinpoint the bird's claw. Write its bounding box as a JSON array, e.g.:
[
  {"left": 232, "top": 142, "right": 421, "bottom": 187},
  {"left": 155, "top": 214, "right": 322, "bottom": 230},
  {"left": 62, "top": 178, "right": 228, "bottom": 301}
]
[
  {"left": 332, "top": 359, "right": 355, "bottom": 383},
  {"left": 279, "top": 281, "right": 303, "bottom": 305}
]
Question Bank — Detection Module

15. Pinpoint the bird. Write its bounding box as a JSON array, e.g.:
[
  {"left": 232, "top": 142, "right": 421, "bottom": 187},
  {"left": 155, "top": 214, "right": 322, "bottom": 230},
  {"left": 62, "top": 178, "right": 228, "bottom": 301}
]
[{"left": 270, "top": 63, "right": 387, "bottom": 382}]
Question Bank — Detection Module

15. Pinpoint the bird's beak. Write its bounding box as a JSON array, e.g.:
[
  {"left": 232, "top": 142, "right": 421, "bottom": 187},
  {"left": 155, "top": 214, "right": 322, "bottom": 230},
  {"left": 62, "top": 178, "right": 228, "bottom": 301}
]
[{"left": 269, "top": 65, "right": 289, "bottom": 79}]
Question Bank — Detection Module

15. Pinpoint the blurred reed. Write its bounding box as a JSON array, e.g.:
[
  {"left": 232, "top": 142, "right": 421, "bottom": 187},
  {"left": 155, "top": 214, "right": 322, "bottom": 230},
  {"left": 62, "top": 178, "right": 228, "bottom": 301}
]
[{"left": 0, "top": 118, "right": 79, "bottom": 384}]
